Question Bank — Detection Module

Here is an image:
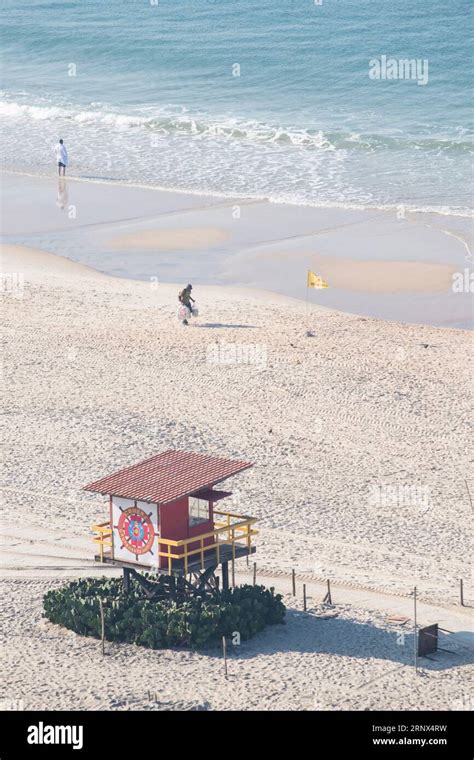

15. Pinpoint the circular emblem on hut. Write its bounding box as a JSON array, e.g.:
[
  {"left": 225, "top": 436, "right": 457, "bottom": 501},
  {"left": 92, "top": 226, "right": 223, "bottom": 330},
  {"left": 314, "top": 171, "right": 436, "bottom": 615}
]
[{"left": 118, "top": 506, "right": 154, "bottom": 555}]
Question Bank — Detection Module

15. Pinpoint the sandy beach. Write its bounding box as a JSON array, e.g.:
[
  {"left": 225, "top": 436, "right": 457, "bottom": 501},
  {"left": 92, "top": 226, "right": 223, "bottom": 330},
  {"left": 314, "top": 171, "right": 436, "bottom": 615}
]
[
  {"left": 1, "top": 231, "right": 472, "bottom": 711},
  {"left": 2, "top": 4, "right": 474, "bottom": 750}
]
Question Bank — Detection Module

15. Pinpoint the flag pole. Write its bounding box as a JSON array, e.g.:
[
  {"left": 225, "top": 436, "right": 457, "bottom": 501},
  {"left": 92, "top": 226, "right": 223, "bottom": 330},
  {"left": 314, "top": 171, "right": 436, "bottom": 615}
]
[
  {"left": 305, "top": 269, "right": 310, "bottom": 333},
  {"left": 306, "top": 269, "right": 328, "bottom": 336},
  {"left": 305, "top": 269, "right": 309, "bottom": 316}
]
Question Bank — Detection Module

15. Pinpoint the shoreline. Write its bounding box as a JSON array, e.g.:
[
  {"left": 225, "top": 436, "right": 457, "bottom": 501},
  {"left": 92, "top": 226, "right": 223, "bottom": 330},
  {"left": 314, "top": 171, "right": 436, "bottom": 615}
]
[{"left": 4, "top": 167, "right": 474, "bottom": 219}]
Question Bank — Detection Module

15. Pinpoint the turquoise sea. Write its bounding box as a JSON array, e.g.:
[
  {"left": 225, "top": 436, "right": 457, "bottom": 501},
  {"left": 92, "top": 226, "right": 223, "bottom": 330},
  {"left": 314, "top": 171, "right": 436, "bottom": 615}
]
[{"left": 1, "top": 0, "right": 473, "bottom": 216}]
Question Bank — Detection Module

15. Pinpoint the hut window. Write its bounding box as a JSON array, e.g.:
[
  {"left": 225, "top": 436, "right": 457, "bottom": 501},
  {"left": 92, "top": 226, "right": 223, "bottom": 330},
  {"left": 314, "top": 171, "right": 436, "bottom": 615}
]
[{"left": 189, "top": 497, "right": 210, "bottom": 526}]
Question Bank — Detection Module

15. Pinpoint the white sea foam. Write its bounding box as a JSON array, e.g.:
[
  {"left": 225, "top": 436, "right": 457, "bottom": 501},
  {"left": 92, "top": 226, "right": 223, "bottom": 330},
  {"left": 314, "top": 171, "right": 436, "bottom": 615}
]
[
  {"left": 1, "top": 96, "right": 472, "bottom": 218},
  {"left": 0, "top": 99, "right": 338, "bottom": 150}
]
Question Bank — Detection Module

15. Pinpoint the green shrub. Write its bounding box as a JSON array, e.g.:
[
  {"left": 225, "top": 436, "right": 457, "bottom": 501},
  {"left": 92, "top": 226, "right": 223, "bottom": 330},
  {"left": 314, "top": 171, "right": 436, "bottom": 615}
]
[{"left": 43, "top": 578, "right": 285, "bottom": 650}]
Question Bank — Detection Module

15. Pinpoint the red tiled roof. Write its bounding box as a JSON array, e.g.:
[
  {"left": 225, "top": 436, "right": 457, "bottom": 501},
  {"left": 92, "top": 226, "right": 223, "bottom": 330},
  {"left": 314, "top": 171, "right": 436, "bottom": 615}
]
[{"left": 83, "top": 450, "right": 252, "bottom": 505}]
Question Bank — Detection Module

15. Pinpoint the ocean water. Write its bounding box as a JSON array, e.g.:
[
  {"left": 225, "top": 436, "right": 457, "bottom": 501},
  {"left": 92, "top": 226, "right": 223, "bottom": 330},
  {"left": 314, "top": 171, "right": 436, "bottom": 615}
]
[{"left": 1, "top": 0, "right": 472, "bottom": 216}]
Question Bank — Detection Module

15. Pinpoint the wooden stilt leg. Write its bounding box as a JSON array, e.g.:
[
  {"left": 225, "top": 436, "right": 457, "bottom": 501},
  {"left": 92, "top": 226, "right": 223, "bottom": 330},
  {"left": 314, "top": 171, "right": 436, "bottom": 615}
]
[{"left": 221, "top": 561, "right": 229, "bottom": 592}]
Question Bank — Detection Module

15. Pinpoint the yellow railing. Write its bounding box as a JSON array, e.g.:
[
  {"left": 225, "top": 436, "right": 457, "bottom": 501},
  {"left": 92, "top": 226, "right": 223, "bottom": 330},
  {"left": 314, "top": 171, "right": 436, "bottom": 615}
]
[
  {"left": 159, "top": 510, "right": 258, "bottom": 575},
  {"left": 91, "top": 522, "right": 113, "bottom": 562},
  {"left": 91, "top": 511, "right": 258, "bottom": 574}
]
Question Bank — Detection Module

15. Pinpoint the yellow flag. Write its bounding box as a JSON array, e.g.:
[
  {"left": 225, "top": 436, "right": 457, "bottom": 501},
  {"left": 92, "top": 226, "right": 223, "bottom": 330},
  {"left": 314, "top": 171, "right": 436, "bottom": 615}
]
[{"left": 307, "top": 270, "right": 329, "bottom": 289}]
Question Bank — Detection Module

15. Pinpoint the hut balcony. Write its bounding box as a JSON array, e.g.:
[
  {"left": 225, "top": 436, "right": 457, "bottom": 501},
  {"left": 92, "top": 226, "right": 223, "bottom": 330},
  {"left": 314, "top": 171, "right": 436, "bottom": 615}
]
[{"left": 92, "top": 508, "right": 258, "bottom": 576}]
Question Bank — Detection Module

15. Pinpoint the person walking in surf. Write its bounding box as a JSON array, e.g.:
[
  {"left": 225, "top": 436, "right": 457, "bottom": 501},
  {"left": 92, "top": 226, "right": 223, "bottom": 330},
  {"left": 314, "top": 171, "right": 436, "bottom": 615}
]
[{"left": 54, "top": 139, "right": 68, "bottom": 176}]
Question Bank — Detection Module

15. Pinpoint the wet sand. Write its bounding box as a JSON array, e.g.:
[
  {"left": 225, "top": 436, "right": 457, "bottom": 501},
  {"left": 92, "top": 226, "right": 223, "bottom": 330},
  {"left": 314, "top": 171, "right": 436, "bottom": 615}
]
[{"left": 2, "top": 170, "right": 471, "bottom": 328}]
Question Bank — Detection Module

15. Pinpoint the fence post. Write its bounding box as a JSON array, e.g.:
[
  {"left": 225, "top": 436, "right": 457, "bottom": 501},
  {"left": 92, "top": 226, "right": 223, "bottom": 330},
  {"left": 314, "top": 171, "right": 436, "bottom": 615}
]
[
  {"left": 303, "top": 583, "right": 307, "bottom": 612},
  {"left": 413, "top": 586, "right": 418, "bottom": 675},
  {"left": 253, "top": 562, "right": 257, "bottom": 586},
  {"left": 222, "top": 636, "right": 228, "bottom": 679},
  {"left": 99, "top": 599, "right": 105, "bottom": 657},
  {"left": 323, "top": 579, "right": 332, "bottom": 605},
  {"left": 292, "top": 568, "right": 296, "bottom": 596}
]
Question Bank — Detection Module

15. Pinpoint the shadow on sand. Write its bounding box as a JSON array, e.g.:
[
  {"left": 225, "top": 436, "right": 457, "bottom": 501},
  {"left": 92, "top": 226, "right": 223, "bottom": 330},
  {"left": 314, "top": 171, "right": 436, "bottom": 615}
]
[
  {"left": 200, "top": 610, "right": 474, "bottom": 673},
  {"left": 194, "top": 323, "right": 258, "bottom": 329}
]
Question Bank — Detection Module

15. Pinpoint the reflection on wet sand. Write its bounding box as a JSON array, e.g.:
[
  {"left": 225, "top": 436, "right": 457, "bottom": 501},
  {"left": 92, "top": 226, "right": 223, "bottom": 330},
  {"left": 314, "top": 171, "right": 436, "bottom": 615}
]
[{"left": 56, "top": 177, "right": 68, "bottom": 210}]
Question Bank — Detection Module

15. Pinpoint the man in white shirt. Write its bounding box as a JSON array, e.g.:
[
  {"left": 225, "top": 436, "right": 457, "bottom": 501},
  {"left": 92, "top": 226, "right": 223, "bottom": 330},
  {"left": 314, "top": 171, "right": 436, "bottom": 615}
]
[{"left": 54, "top": 139, "right": 68, "bottom": 176}]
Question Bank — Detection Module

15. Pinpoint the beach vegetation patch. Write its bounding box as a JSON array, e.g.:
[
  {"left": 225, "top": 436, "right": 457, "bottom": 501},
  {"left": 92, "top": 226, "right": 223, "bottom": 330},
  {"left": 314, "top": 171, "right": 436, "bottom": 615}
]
[{"left": 43, "top": 577, "right": 285, "bottom": 650}]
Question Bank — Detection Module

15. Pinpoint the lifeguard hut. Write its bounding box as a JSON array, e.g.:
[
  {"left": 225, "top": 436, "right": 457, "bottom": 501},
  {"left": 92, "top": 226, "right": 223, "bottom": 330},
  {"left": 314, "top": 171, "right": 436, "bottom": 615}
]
[{"left": 86, "top": 450, "right": 257, "bottom": 592}]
